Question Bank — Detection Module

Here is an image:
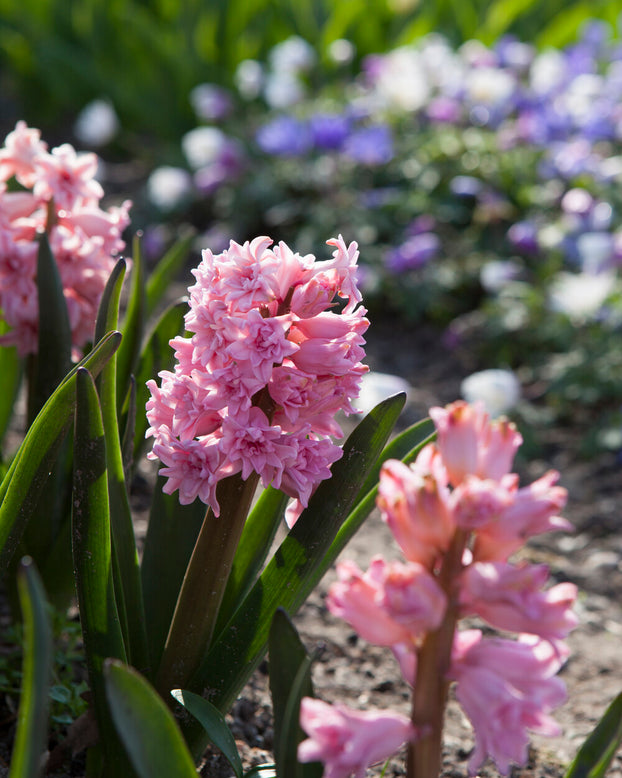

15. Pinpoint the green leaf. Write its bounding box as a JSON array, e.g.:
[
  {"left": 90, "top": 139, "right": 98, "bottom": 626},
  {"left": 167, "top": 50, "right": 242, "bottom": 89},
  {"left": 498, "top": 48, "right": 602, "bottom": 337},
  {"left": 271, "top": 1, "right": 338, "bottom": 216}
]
[
  {"left": 116, "top": 235, "right": 146, "bottom": 414},
  {"left": 104, "top": 660, "right": 197, "bottom": 778},
  {"left": 93, "top": 259, "right": 149, "bottom": 674},
  {"left": 565, "top": 691, "right": 622, "bottom": 778},
  {"left": 0, "top": 321, "right": 22, "bottom": 456},
  {"left": 0, "top": 331, "right": 121, "bottom": 572},
  {"left": 185, "top": 393, "right": 406, "bottom": 754},
  {"left": 216, "top": 486, "right": 289, "bottom": 635},
  {"left": 171, "top": 689, "right": 243, "bottom": 778},
  {"left": 140, "top": 483, "right": 205, "bottom": 675},
  {"left": 145, "top": 228, "right": 195, "bottom": 317},
  {"left": 29, "top": 231, "right": 73, "bottom": 422},
  {"left": 72, "top": 367, "right": 131, "bottom": 775},
  {"left": 9, "top": 557, "right": 52, "bottom": 778},
  {"left": 130, "top": 300, "right": 186, "bottom": 465},
  {"left": 269, "top": 609, "right": 321, "bottom": 778}
]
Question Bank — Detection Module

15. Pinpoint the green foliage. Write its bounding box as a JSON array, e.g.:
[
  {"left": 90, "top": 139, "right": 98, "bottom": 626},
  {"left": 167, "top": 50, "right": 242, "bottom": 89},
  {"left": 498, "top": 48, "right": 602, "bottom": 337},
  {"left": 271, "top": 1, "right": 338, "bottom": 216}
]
[
  {"left": 1, "top": 1, "right": 617, "bottom": 142},
  {"left": 565, "top": 692, "right": 622, "bottom": 778},
  {"left": 9, "top": 559, "right": 51, "bottom": 778}
]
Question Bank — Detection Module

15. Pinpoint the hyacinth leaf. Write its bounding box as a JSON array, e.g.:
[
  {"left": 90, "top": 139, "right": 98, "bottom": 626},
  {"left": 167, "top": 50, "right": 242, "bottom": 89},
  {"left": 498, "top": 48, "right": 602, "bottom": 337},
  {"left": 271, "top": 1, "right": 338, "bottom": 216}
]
[
  {"left": 0, "top": 330, "right": 121, "bottom": 572},
  {"left": 121, "top": 375, "right": 137, "bottom": 480},
  {"left": 355, "top": 416, "right": 435, "bottom": 501},
  {"left": 565, "top": 691, "right": 622, "bottom": 778},
  {"left": 104, "top": 660, "right": 197, "bottom": 778},
  {"left": 29, "top": 231, "right": 73, "bottom": 422},
  {"left": 244, "top": 767, "right": 277, "bottom": 778},
  {"left": 187, "top": 392, "right": 406, "bottom": 747},
  {"left": 140, "top": 482, "right": 205, "bottom": 675},
  {"left": 116, "top": 235, "right": 146, "bottom": 414},
  {"left": 8, "top": 558, "right": 52, "bottom": 778},
  {"left": 171, "top": 689, "right": 243, "bottom": 778},
  {"left": 145, "top": 228, "right": 195, "bottom": 317},
  {"left": 269, "top": 609, "right": 322, "bottom": 778},
  {"left": 72, "top": 367, "right": 133, "bottom": 777},
  {"left": 92, "top": 257, "right": 149, "bottom": 674},
  {"left": 130, "top": 299, "right": 187, "bottom": 465},
  {"left": 0, "top": 321, "right": 21, "bottom": 457},
  {"left": 216, "top": 486, "right": 290, "bottom": 635}
]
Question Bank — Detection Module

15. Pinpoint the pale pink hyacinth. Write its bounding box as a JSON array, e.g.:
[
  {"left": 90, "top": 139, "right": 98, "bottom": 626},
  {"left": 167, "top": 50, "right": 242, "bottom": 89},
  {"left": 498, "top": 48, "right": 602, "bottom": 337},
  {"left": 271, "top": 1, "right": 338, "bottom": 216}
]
[
  {"left": 316, "top": 400, "right": 577, "bottom": 776},
  {"left": 146, "top": 234, "right": 368, "bottom": 516},
  {"left": 298, "top": 697, "right": 415, "bottom": 778},
  {"left": 0, "top": 121, "right": 131, "bottom": 356},
  {"left": 449, "top": 630, "right": 569, "bottom": 775}
]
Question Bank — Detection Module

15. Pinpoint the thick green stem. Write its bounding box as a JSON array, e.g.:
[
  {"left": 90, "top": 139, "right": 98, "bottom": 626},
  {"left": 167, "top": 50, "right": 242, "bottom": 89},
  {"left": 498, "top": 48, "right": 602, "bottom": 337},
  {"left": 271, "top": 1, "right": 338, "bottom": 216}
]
[
  {"left": 407, "top": 530, "right": 467, "bottom": 778},
  {"left": 155, "top": 472, "right": 259, "bottom": 698}
]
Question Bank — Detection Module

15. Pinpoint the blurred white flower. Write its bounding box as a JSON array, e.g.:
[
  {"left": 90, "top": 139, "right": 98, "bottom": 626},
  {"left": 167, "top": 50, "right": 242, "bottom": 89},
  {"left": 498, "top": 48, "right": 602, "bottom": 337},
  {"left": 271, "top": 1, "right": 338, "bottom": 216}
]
[
  {"left": 480, "top": 260, "right": 521, "bottom": 293},
  {"left": 549, "top": 271, "right": 617, "bottom": 322},
  {"left": 328, "top": 38, "right": 355, "bottom": 65},
  {"left": 147, "top": 166, "right": 193, "bottom": 211},
  {"left": 576, "top": 232, "right": 614, "bottom": 273},
  {"left": 269, "top": 36, "right": 316, "bottom": 74},
  {"left": 461, "top": 369, "right": 521, "bottom": 417},
  {"left": 530, "top": 49, "right": 566, "bottom": 95},
  {"left": 74, "top": 99, "right": 119, "bottom": 147},
  {"left": 465, "top": 67, "right": 515, "bottom": 105},
  {"left": 182, "top": 126, "right": 227, "bottom": 170},
  {"left": 371, "top": 47, "right": 430, "bottom": 112},
  {"left": 354, "top": 371, "right": 411, "bottom": 415},
  {"left": 263, "top": 73, "right": 305, "bottom": 109},
  {"left": 235, "top": 59, "right": 264, "bottom": 100}
]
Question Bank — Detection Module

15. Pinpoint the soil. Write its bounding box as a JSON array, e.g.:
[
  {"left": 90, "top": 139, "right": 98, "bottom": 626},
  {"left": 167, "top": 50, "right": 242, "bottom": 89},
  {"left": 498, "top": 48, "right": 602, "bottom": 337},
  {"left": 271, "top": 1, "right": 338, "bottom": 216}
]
[{"left": 2, "top": 314, "right": 622, "bottom": 778}]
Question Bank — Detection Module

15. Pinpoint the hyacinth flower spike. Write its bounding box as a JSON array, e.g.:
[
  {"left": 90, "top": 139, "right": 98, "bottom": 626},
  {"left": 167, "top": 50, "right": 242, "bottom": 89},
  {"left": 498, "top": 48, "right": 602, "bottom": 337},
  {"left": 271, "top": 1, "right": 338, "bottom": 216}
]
[
  {"left": 302, "top": 401, "right": 577, "bottom": 778},
  {"left": 148, "top": 234, "right": 369, "bottom": 696}
]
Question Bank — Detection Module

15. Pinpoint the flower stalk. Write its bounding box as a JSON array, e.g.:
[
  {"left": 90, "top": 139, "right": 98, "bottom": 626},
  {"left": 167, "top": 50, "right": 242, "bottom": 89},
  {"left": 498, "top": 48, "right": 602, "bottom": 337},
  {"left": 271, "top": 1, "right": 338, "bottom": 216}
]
[{"left": 155, "top": 471, "right": 259, "bottom": 697}]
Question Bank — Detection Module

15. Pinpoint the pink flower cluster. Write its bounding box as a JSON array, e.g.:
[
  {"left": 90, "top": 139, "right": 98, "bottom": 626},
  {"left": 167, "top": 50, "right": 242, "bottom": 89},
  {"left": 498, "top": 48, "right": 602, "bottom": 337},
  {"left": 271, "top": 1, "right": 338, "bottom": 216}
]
[
  {"left": 146, "top": 235, "right": 368, "bottom": 515},
  {"left": 0, "top": 121, "right": 131, "bottom": 356},
  {"left": 299, "top": 400, "right": 577, "bottom": 777}
]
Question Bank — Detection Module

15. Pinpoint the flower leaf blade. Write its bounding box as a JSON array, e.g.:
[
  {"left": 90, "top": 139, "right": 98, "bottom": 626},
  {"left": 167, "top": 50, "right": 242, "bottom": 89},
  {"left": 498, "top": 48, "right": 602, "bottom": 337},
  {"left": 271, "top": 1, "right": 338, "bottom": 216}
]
[
  {"left": 0, "top": 331, "right": 121, "bottom": 571},
  {"left": 565, "top": 691, "right": 622, "bottom": 778},
  {"left": 171, "top": 689, "right": 244, "bottom": 778},
  {"left": 8, "top": 558, "right": 52, "bottom": 778},
  {"left": 104, "top": 660, "right": 198, "bottom": 778}
]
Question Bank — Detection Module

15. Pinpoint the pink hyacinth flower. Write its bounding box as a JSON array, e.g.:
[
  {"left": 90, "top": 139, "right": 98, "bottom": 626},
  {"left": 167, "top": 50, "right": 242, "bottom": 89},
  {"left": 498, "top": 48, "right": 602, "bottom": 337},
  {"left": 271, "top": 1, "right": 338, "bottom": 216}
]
[
  {"left": 327, "top": 556, "right": 447, "bottom": 648},
  {"left": 377, "top": 457, "right": 455, "bottom": 568},
  {"left": 449, "top": 629, "right": 568, "bottom": 775},
  {"left": 429, "top": 400, "right": 522, "bottom": 486},
  {"left": 0, "top": 121, "right": 47, "bottom": 187},
  {"left": 146, "top": 235, "right": 368, "bottom": 515},
  {"left": 459, "top": 561, "right": 578, "bottom": 639},
  {"left": 473, "top": 470, "right": 571, "bottom": 561},
  {"left": 298, "top": 697, "right": 415, "bottom": 778}
]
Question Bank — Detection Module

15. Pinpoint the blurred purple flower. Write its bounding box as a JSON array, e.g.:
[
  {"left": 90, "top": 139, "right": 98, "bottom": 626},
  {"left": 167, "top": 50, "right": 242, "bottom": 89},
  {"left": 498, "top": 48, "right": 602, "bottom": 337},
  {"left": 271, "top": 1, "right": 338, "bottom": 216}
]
[
  {"left": 507, "top": 220, "right": 539, "bottom": 255},
  {"left": 343, "top": 125, "right": 393, "bottom": 166},
  {"left": 189, "top": 84, "right": 233, "bottom": 121},
  {"left": 309, "top": 112, "right": 351, "bottom": 150},
  {"left": 255, "top": 116, "right": 312, "bottom": 156},
  {"left": 386, "top": 233, "right": 440, "bottom": 272},
  {"left": 427, "top": 96, "right": 462, "bottom": 124}
]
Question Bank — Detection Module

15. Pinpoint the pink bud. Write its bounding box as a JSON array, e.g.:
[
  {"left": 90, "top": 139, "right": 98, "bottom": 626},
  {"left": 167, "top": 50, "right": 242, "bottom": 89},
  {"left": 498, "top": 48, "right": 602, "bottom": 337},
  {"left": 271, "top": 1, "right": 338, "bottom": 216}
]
[
  {"left": 298, "top": 697, "right": 415, "bottom": 778},
  {"left": 377, "top": 459, "right": 455, "bottom": 568},
  {"left": 429, "top": 401, "right": 522, "bottom": 486},
  {"left": 460, "top": 561, "right": 578, "bottom": 639}
]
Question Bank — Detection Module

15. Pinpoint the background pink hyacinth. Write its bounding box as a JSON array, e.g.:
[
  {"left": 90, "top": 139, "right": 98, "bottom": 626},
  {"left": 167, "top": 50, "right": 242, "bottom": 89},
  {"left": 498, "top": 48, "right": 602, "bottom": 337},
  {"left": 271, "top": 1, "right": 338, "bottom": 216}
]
[
  {"left": 0, "top": 121, "right": 131, "bottom": 357},
  {"left": 146, "top": 234, "right": 369, "bottom": 516}
]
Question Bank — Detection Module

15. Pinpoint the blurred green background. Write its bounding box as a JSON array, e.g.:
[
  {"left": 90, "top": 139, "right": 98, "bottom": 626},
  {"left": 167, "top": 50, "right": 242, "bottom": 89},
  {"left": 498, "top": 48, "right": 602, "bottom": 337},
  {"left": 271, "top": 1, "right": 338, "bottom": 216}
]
[{"left": 1, "top": 0, "right": 619, "bottom": 143}]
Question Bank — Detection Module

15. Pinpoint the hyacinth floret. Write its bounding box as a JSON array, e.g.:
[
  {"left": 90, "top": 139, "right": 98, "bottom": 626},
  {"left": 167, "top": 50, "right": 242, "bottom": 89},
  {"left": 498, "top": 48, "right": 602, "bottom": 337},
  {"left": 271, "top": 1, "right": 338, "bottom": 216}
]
[
  {"left": 0, "top": 121, "right": 131, "bottom": 357},
  {"left": 146, "top": 234, "right": 368, "bottom": 516}
]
